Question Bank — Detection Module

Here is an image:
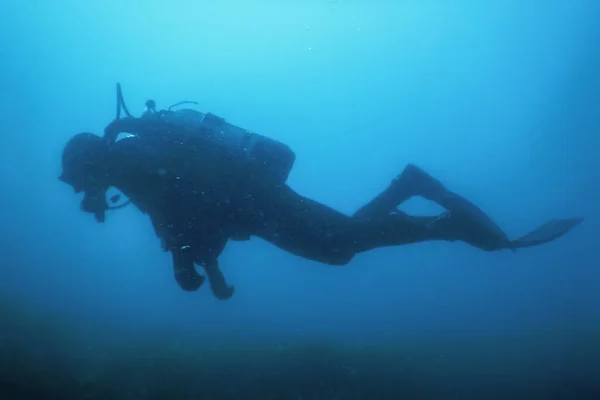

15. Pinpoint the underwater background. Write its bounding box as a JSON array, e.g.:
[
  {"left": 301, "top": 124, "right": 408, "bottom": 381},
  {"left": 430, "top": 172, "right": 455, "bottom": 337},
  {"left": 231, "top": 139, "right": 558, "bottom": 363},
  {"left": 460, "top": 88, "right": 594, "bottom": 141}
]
[{"left": 1, "top": 0, "right": 599, "bottom": 398}]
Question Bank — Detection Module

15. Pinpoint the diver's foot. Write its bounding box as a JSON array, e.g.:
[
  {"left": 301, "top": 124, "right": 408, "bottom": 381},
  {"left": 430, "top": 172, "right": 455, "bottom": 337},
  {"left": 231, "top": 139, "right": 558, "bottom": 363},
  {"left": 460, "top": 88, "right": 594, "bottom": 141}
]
[
  {"left": 392, "top": 164, "right": 446, "bottom": 200},
  {"left": 396, "top": 164, "right": 511, "bottom": 244},
  {"left": 434, "top": 210, "right": 510, "bottom": 251}
]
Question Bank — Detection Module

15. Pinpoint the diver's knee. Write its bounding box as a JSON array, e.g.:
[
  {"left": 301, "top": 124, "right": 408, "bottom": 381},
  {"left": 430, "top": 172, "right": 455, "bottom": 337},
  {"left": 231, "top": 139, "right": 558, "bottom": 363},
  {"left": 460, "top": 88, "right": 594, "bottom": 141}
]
[
  {"left": 394, "top": 163, "right": 420, "bottom": 185},
  {"left": 326, "top": 250, "right": 354, "bottom": 266},
  {"left": 403, "top": 163, "right": 432, "bottom": 179},
  {"left": 404, "top": 162, "right": 419, "bottom": 171}
]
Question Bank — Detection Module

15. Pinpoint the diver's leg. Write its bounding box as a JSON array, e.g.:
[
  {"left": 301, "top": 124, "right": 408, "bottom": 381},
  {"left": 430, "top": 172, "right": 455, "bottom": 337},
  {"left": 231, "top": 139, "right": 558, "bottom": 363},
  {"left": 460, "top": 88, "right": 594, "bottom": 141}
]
[
  {"left": 353, "top": 166, "right": 417, "bottom": 218},
  {"left": 247, "top": 186, "right": 460, "bottom": 265},
  {"left": 355, "top": 164, "right": 490, "bottom": 218},
  {"left": 399, "top": 165, "right": 509, "bottom": 243},
  {"left": 350, "top": 211, "right": 464, "bottom": 254},
  {"left": 352, "top": 209, "right": 521, "bottom": 253},
  {"left": 354, "top": 164, "right": 510, "bottom": 248}
]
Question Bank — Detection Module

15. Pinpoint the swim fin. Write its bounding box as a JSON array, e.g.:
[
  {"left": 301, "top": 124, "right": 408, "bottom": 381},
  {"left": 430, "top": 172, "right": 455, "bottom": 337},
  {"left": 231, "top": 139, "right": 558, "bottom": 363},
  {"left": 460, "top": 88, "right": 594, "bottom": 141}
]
[{"left": 509, "top": 217, "right": 584, "bottom": 250}]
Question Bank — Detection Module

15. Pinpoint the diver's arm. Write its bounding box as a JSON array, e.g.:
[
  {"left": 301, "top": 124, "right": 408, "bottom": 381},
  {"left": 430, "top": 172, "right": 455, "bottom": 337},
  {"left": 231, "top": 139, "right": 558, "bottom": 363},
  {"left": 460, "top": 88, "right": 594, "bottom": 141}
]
[
  {"left": 172, "top": 247, "right": 206, "bottom": 291},
  {"left": 80, "top": 188, "right": 109, "bottom": 223},
  {"left": 203, "top": 259, "right": 235, "bottom": 300}
]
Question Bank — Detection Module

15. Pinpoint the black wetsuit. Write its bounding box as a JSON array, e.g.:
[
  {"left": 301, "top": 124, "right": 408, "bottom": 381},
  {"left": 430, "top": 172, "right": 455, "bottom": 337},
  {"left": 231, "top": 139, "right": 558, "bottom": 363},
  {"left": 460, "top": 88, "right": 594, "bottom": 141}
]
[
  {"left": 96, "top": 117, "right": 582, "bottom": 300},
  {"left": 102, "top": 135, "right": 490, "bottom": 298}
]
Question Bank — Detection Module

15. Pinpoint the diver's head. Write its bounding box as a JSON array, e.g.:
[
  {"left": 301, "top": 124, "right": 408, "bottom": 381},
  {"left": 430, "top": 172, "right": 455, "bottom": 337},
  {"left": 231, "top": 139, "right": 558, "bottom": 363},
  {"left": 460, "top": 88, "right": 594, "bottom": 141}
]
[
  {"left": 59, "top": 133, "right": 111, "bottom": 221},
  {"left": 59, "top": 132, "right": 109, "bottom": 193}
]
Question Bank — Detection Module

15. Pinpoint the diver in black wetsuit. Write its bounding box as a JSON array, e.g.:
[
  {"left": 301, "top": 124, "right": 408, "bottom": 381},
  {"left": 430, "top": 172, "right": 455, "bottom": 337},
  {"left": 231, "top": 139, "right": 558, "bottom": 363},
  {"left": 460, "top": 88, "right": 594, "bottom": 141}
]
[
  {"left": 58, "top": 85, "right": 583, "bottom": 300},
  {"left": 59, "top": 131, "right": 583, "bottom": 300}
]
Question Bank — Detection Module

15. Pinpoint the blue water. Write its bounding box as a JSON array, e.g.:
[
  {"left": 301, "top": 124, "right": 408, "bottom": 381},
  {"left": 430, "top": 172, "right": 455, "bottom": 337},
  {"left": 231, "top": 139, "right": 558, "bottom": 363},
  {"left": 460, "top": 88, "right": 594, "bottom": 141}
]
[{"left": 1, "top": 1, "right": 599, "bottom": 398}]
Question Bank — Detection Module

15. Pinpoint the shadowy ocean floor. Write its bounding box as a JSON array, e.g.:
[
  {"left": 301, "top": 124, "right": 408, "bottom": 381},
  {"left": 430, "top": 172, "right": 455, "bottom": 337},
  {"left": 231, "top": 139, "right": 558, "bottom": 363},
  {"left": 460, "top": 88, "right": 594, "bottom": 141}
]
[{"left": 1, "top": 295, "right": 599, "bottom": 399}]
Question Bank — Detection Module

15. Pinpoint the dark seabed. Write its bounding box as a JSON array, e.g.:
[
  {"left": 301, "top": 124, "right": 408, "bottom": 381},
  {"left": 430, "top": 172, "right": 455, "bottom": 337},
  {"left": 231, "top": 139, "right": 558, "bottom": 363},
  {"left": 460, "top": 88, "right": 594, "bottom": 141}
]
[{"left": 2, "top": 295, "right": 599, "bottom": 400}]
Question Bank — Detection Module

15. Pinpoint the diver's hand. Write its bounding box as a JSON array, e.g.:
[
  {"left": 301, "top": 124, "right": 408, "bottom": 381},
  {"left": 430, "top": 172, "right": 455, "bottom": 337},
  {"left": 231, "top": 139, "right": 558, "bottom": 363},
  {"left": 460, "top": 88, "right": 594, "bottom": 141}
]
[
  {"left": 81, "top": 190, "right": 108, "bottom": 223},
  {"left": 94, "top": 210, "right": 106, "bottom": 223},
  {"left": 211, "top": 284, "right": 235, "bottom": 301},
  {"left": 203, "top": 260, "right": 235, "bottom": 300},
  {"left": 172, "top": 249, "right": 205, "bottom": 291}
]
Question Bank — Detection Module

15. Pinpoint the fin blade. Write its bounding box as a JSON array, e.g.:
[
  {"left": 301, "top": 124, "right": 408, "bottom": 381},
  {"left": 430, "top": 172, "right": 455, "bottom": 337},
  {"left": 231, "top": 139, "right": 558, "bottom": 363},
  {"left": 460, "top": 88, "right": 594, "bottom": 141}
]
[{"left": 511, "top": 217, "right": 583, "bottom": 249}]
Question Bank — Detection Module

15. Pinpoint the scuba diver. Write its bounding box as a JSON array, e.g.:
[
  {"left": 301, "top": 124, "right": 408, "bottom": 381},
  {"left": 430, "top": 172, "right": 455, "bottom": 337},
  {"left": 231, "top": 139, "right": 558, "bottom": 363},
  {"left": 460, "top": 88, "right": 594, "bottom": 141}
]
[{"left": 58, "top": 84, "right": 583, "bottom": 300}]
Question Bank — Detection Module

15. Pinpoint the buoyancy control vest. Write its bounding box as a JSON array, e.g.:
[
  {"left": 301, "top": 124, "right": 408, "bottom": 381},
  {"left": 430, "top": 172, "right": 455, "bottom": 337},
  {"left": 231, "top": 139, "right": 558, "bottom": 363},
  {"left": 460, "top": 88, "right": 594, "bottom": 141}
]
[{"left": 108, "top": 83, "right": 296, "bottom": 188}]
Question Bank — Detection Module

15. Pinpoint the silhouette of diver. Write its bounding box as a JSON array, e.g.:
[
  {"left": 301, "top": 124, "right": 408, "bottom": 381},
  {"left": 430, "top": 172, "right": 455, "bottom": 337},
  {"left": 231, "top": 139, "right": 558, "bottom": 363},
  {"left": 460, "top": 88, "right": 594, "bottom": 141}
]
[{"left": 58, "top": 85, "right": 583, "bottom": 300}]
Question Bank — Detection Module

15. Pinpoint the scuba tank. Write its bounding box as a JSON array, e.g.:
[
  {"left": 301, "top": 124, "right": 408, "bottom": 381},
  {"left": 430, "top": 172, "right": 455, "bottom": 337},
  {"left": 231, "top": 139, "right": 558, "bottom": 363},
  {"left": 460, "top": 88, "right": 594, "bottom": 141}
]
[
  {"left": 114, "top": 83, "right": 296, "bottom": 187},
  {"left": 161, "top": 108, "right": 296, "bottom": 186}
]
